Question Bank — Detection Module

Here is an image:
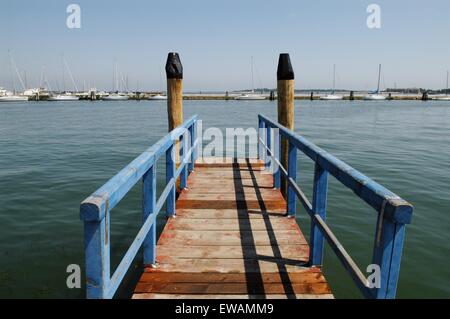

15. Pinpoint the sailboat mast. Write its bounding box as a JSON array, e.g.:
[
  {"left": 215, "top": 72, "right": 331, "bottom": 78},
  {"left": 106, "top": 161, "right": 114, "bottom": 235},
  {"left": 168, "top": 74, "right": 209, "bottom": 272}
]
[
  {"left": 377, "top": 64, "right": 382, "bottom": 94},
  {"left": 116, "top": 63, "right": 120, "bottom": 92},
  {"left": 24, "top": 71, "right": 28, "bottom": 90},
  {"left": 62, "top": 55, "right": 66, "bottom": 92},
  {"left": 64, "top": 57, "right": 79, "bottom": 92},
  {"left": 39, "top": 67, "right": 44, "bottom": 88},
  {"left": 159, "top": 66, "right": 163, "bottom": 92},
  {"left": 446, "top": 70, "right": 449, "bottom": 96},
  {"left": 8, "top": 51, "right": 16, "bottom": 93},
  {"left": 8, "top": 51, "right": 26, "bottom": 93},
  {"left": 332, "top": 64, "right": 336, "bottom": 94},
  {"left": 251, "top": 56, "right": 254, "bottom": 92},
  {"left": 112, "top": 62, "right": 115, "bottom": 92}
]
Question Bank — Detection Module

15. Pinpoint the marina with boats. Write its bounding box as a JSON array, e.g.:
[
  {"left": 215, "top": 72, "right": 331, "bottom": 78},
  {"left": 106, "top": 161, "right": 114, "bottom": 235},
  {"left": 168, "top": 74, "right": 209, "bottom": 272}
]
[
  {"left": 1, "top": 88, "right": 449, "bottom": 102},
  {"left": 3, "top": 49, "right": 445, "bottom": 103},
  {"left": 2, "top": 51, "right": 450, "bottom": 103}
]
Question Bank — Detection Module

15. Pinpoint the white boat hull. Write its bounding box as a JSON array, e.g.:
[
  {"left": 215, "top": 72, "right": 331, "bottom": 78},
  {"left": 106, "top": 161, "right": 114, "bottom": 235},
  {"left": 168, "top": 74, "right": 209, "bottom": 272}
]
[
  {"left": 364, "top": 94, "right": 386, "bottom": 100},
  {"left": 103, "top": 94, "right": 130, "bottom": 101},
  {"left": 235, "top": 94, "right": 266, "bottom": 100},
  {"left": 48, "top": 95, "right": 80, "bottom": 101},
  {"left": 148, "top": 95, "right": 167, "bottom": 100},
  {"left": 320, "top": 94, "right": 343, "bottom": 100},
  {"left": 0, "top": 95, "right": 29, "bottom": 102},
  {"left": 433, "top": 96, "right": 450, "bottom": 101}
]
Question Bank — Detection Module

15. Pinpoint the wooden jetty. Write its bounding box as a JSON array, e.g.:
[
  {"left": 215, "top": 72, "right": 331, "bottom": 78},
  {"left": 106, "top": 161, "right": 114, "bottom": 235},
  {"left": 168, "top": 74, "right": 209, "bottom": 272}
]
[
  {"left": 133, "top": 158, "right": 332, "bottom": 299},
  {"left": 80, "top": 52, "right": 413, "bottom": 299}
]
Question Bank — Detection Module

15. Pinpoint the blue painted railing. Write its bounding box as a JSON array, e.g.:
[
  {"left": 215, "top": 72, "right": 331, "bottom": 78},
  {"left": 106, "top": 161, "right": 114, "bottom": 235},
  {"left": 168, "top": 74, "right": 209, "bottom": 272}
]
[
  {"left": 80, "top": 116, "right": 198, "bottom": 299},
  {"left": 258, "top": 114, "right": 413, "bottom": 299}
]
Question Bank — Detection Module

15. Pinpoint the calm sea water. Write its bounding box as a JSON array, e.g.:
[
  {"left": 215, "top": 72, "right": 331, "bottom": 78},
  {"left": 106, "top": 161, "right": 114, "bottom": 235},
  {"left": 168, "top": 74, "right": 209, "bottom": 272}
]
[{"left": 0, "top": 99, "right": 449, "bottom": 299}]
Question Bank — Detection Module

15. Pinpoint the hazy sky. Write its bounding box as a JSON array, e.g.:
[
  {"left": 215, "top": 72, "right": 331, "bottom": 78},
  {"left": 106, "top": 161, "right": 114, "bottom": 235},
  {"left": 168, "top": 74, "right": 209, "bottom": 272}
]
[{"left": 1, "top": 0, "right": 449, "bottom": 91}]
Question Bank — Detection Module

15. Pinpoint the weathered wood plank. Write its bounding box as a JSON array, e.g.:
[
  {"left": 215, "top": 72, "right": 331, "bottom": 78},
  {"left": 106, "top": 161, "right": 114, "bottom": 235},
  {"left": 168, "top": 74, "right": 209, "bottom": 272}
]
[
  {"left": 195, "top": 157, "right": 264, "bottom": 167},
  {"left": 135, "top": 282, "right": 331, "bottom": 295},
  {"left": 167, "top": 217, "right": 301, "bottom": 231},
  {"left": 175, "top": 209, "right": 287, "bottom": 219},
  {"left": 178, "top": 191, "right": 285, "bottom": 202},
  {"left": 193, "top": 167, "right": 266, "bottom": 172},
  {"left": 177, "top": 200, "right": 286, "bottom": 210},
  {"left": 158, "top": 229, "right": 305, "bottom": 246},
  {"left": 138, "top": 270, "right": 324, "bottom": 284},
  {"left": 156, "top": 245, "right": 309, "bottom": 259},
  {"left": 148, "top": 258, "right": 310, "bottom": 273},
  {"left": 185, "top": 186, "right": 279, "bottom": 195},
  {"left": 188, "top": 178, "right": 273, "bottom": 191},
  {"left": 188, "top": 170, "right": 270, "bottom": 179},
  {"left": 189, "top": 185, "right": 276, "bottom": 193}
]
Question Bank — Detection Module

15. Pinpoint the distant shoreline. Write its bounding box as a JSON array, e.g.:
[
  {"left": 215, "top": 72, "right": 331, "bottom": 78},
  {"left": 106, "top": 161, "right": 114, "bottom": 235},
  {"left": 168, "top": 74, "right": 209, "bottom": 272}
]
[
  {"left": 26, "top": 94, "right": 439, "bottom": 101},
  {"left": 182, "top": 94, "right": 425, "bottom": 101},
  {"left": 12, "top": 92, "right": 444, "bottom": 102}
]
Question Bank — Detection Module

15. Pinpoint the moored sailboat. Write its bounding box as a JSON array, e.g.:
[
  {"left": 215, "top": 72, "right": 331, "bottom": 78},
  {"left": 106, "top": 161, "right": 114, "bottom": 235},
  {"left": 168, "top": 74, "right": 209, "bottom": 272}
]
[
  {"left": 434, "top": 71, "right": 450, "bottom": 101},
  {"left": 103, "top": 60, "right": 129, "bottom": 101},
  {"left": 148, "top": 93, "right": 167, "bottom": 100},
  {"left": 48, "top": 56, "right": 80, "bottom": 101},
  {"left": 320, "top": 64, "right": 343, "bottom": 100},
  {"left": 364, "top": 64, "right": 386, "bottom": 100},
  {"left": 235, "top": 56, "right": 266, "bottom": 100},
  {"left": 0, "top": 93, "right": 29, "bottom": 102},
  {"left": 47, "top": 92, "right": 79, "bottom": 101},
  {"left": 103, "top": 92, "right": 130, "bottom": 101},
  {"left": 148, "top": 67, "right": 167, "bottom": 100},
  {"left": 235, "top": 92, "right": 266, "bottom": 100},
  {"left": 0, "top": 51, "right": 29, "bottom": 102}
]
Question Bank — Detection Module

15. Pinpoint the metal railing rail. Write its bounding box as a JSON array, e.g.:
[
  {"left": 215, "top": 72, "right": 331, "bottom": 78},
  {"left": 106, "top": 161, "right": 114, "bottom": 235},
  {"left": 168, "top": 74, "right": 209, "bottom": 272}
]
[
  {"left": 80, "top": 115, "right": 198, "bottom": 299},
  {"left": 258, "top": 114, "right": 413, "bottom": 299}
]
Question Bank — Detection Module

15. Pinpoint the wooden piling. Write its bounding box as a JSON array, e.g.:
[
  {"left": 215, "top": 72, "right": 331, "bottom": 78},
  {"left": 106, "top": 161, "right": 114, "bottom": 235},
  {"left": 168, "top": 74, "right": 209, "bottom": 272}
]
[
  {"left": 277, "top": 53, "right": 295, "bottom": 198},
  {"left": 269, "top": 90, "right": 275, "bottom": 101},
  {"left": 166, "top": 52, "right": 183, "bottom": 131},
  {"left": 349, "top": 91, "right": 355, "bottom": 101},
  {"left": 166, "top": 53, "right": 184, "bottom": 192}
]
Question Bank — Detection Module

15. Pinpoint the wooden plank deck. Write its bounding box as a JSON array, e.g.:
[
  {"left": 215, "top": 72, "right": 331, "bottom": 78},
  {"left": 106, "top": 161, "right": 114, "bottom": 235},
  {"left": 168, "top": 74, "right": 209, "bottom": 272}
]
[{"left": 133, "top": 158, "right": 333, "bottom": 299}]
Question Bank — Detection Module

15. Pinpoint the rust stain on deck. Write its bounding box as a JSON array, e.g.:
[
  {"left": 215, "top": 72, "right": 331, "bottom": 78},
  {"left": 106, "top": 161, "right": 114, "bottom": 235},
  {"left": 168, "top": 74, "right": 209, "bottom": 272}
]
[{"left": 132, "top": 158, "right": 334, "bottom": 299}]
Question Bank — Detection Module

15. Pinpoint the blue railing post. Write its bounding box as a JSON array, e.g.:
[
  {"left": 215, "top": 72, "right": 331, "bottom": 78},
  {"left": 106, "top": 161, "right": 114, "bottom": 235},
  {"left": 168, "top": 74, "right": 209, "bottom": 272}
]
[
  {"left": 256, "top": 114, "right": 413, "bottom": 299},
  {"left": 189, "top": 122, "right": 195, "bottom": 172},
  {"left": 83, "top": 213, "right": 110, "bottom": 299},
  {"left": 273, "top": 129, "right": 281, "bottom": 189},
  {"left": 142, "top": 164, "right": 156, "bottom": 265},
  {"left": 287, "top": 140, "right": 297, "bottom": 217},
  {"left": 371, "top": 212, "right": 407, "bottom": 299},
  {"left": 266, "top": 126, "right": 271, "bottom": 171},
  {"left": 258, "top": 118, "right": 264, "bottom": 160},
  {"left": 180, "top": 132, "right": 188, "bottom": 189},
  {"left": 310, "top": 163, "right": 329, "bottom": 266},
  {"left": 166, "top": 144, "right": 176, "bottom": 217},
  {"left": 80, "top": 115, "right": 198, "bottom": 299},
  {"left": 193, "top": 120, "right": 199, "bottom": 162}
]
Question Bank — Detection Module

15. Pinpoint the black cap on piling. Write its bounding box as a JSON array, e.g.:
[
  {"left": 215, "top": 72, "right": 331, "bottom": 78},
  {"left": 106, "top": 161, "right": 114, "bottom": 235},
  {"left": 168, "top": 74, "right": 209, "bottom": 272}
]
[
  {"left": 277, "top": 53, "right": 294, "bottom": 80},
  {"left": 165, "top": 52, "right": 183, "bottom": 79}
]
